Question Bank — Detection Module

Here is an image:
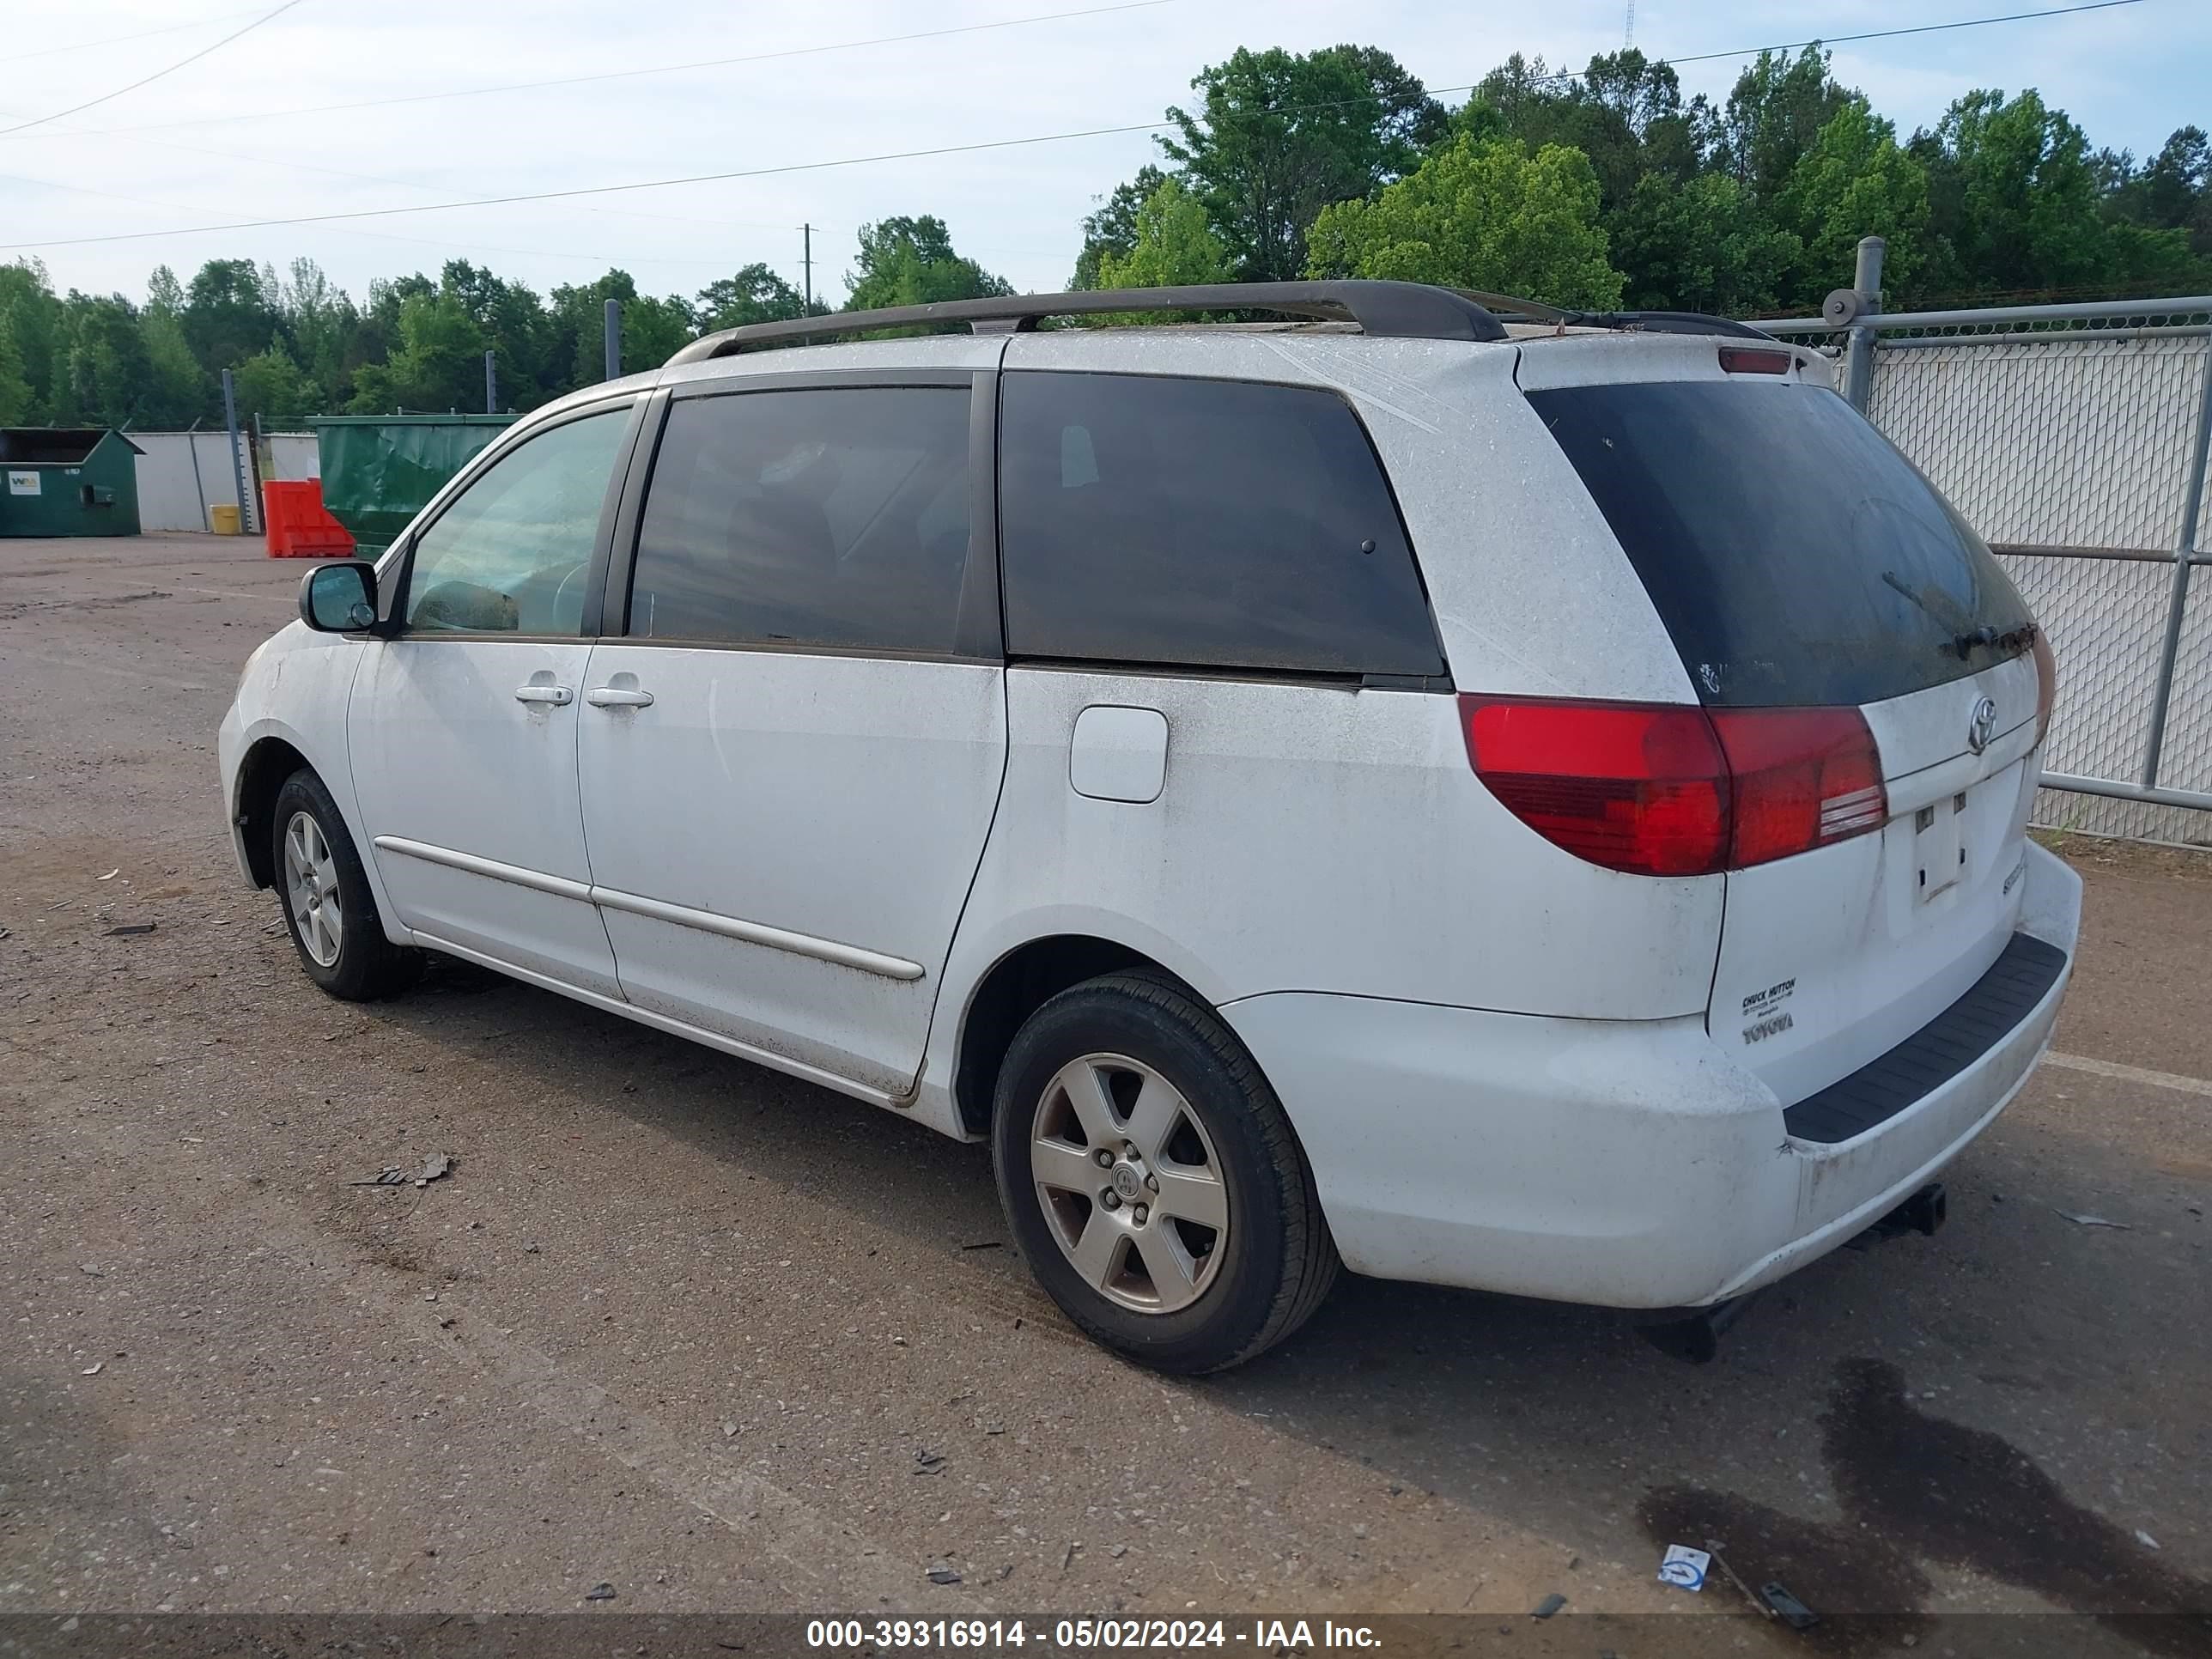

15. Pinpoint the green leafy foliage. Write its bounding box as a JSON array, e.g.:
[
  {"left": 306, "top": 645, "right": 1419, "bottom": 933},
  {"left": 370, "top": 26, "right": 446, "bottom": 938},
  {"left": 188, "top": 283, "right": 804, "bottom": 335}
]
[
  {"left": 10, "top": 40, "right": 2212, "bottom": 430},
  {"left": 1306, "top": 135, "right": 1625, "bottom": 309},
  {"left": 1161, "top": 46, "right": 1447, "bottom": 281},
  {"left": 1095, "top": 178, "right": 1232, "bottom": 295},
  {"left": 845, "top": 216, "right": 1012, "bottom": 312}
]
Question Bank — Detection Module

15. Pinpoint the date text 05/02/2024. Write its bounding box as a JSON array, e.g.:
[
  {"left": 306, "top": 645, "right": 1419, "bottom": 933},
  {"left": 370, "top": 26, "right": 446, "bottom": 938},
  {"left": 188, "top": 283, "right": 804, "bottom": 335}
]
[{"left": 805, "top": 1618, "right": 1384, "bottom": 1650}]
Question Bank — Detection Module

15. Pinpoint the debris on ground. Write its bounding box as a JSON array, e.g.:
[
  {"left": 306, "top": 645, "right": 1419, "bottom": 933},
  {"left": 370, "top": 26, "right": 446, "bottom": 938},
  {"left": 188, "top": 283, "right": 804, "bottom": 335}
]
[
  {"left": 78, "top": 1264, "right": 104, "bottom": 1278},
  {"left": 960, "top": 1240, "right": 1002, "bottom": 1251},
  {"left": 1759, "top": 1582, "right": 1820, "bottom": 1630},
  {"left": 80, "top": 1363, "right": 103, "bottom": 1376},
  {"left": 1656, "top": 1544, "right": 1711, "bottom": 1590},
  {"left": 96, "top": 870, "right": 119, "bottom": 882},
  {"left": 2137, "top": 1529, "right": 2161, "bottom": 1550},
  {"left": 914, "top": 1449, "right": 945, "bottom": 1474},
  {"left": 106, "top": 922, "right": 156, "bottom": 937},
  {"left": 350, "top": 1153, "right": 455, "bottom": 1188},
  {"left": 1061, "top": 1542, "right": 1079, "bottom": 1571},
  {"left": 926, "top": 1564, "right": 962, "bottom": 1585},
  {"left": 1705, "top": 1540, "right": 1766, "bottom": 1615},
  {"left": 1531, "top": 1593, "right": 1566, "bottom": 1620},
  {"left": 583, "top": 1582, "right": 616, "bottom": 1601},
  {"left": 2053, "top": 1208, "right": 2132, "bottom": 1229}
]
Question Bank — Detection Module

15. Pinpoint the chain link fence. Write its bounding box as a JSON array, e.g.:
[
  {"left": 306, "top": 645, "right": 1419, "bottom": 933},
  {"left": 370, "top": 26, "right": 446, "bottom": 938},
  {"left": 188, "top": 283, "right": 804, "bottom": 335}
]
[{"left": 1764, "top": 295, "right": 2212, "bottom": 847}]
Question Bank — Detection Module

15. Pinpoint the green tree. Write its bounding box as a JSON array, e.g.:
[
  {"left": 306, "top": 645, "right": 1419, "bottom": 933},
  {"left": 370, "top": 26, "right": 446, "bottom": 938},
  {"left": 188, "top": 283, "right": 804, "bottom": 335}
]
[
  {"left": 181, "top": 258, "right": 283, "bottom": 376},
  {"left": 137, "top": 299, "right": 209, "bottom": 426},
  {"left": 1909, "top": 88, "right": 2195, "bottom": 300},
  {"left": 231, "top": 337, "right": 311, "bottom": 426},
  {"left": 1071, "top": 164, "right": 1168, "bottom": 289},
  {"left": 279, "top": 258, "right": 360, "bottom": 413},
  {"left": 693, "top": 263, "right": 814, "bottom": 331},
  {"left": 0, "top": 311, "right": 33, "bottom": 425},
  {"left": 0, "top": 259, "right": 63, "bottom": 420},
  {"left": 56, "top": 294, "right": 154, "bottom": 428},
  {"left": 1773, "top": 99, "right": 1930, "bottom": 302},
  {"left": 1162, "top": 45, "right": 1448, "bottom": 281},
  {"left": 546, "top": 269, "right": 694, "bottom": 387},
  {"left": 439, "top": 259, "right": 553, "bottom": 406},
  {"left": 348, "top": 290, "right": 488, "bottom": 412},
  {"left": 1094, "top": 177, "right": 1232, "bottom": 313},
  {"left": 1610, "top": 172, "right": 1799, "bottom": 313},
  {"left": 1305, "top": 133, "right": 1624, "bottom": 309},
  {"left": 844, "top": 216, "right": 1012, "bottom": 312},
  {"left": 1717, "top": 46, "right": 1851, "bottom": 207}
]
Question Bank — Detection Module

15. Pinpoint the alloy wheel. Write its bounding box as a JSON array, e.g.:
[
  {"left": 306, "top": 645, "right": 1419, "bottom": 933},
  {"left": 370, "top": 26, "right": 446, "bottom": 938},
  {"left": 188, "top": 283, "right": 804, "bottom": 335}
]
[
  {"left": 283, "top": 809, "right": 343, "bottom": 969},
  {"left": 1030, "top": 1052, "right": 1231, "bottom": 1314}
]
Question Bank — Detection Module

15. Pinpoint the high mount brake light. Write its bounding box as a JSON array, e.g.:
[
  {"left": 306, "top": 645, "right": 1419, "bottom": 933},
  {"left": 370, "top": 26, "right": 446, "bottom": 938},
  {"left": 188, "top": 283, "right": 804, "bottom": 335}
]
[
  {"left": 1459, "top": 696, "right": 1888, "bottom": 877},
  {"left": 1718, "top": 346, "right": 1793, "bottom": 375}
]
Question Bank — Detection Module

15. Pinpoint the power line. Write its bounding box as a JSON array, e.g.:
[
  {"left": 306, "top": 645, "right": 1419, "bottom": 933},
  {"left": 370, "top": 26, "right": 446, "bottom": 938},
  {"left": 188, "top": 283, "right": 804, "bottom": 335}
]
[
  {"left": 0, "top": 1, "right": 309, "bottom": 139},
  {"left": 1632, "top": 0, "right": 2144, "bottom": 71},
  {"left": 12, "top": 0, "right": 1177, "bottom": 141},
  {"left": 0, "top": 0, "right": 2149, "bottom": 252},
  {"left": 15, "top": 8, "right": 265, "bottom": 64}
]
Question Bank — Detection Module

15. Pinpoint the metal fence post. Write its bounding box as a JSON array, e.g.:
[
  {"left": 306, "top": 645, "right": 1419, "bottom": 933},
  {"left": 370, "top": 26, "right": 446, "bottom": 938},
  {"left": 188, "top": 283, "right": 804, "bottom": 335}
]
[
  {"left": 604, "top": 300, "right": 622, "bottom": 382},
  {"left": 221, "top": 368, "right": 252, "bottom": 535},
  {"left": 483, "top": 349, "right": 497, "bottom": 414},
  {"left": 1843, "top": 236, "right": 1886, "bottom": 413},
  {"left": 2138, "top": 340, "right": 2212, "bottom": 788}
]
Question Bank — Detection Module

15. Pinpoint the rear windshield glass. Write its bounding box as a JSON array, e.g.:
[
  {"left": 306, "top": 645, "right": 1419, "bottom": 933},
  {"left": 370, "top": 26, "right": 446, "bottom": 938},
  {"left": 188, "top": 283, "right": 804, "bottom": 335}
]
[{"left": 1527, "top": 380, "right": 2033, "bottom": 708}]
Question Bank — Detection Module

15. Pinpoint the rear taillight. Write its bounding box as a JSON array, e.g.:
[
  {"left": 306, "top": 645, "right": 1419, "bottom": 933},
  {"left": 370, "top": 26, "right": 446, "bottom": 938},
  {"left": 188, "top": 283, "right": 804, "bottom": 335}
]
[
  {"left": 2032, "top": 628, "right": 2057, "bottom": 746},
  {"left": 1460, "top": 696, "right": 1888, "bottom": 877}
]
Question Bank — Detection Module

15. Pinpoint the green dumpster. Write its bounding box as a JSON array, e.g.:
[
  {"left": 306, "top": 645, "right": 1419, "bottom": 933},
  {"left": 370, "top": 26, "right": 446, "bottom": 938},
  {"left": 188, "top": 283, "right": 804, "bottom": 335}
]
[
  {"left": 0, "top": 428, "right": 142, "bottom": 538},
  {"left": 309, "top": 413, "right": 516, "bottom": 556}
]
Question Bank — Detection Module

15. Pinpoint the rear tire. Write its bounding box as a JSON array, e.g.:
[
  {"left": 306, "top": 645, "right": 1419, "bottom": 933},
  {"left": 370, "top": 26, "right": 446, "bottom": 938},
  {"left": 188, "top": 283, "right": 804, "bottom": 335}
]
[
  {"left": 270, "top": 768, "right": 419, "bottom": 1001},
  {"left": 991, "top": 972, "right": 1338, "bottom": 1374}
]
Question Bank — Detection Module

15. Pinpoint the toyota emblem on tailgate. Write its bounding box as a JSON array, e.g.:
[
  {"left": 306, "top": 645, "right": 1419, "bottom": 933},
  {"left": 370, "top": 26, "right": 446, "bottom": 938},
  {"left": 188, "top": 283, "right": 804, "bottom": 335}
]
[{"left": 1968, "top": 696, "right": 1998, "bottom": 754}]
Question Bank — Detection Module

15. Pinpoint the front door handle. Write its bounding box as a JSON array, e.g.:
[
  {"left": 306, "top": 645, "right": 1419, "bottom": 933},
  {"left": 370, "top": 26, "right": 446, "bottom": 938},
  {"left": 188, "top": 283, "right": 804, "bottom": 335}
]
[
  {"left": 586, "top": 686, "right": 655, "bottom": 708},
  {"left": 514, "top": 684, "right": 574, "bottom": 706}
]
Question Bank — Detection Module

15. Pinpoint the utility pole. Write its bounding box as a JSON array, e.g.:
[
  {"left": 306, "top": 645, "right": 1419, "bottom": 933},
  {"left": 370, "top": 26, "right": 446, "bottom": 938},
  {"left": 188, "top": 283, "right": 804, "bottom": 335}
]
[
  {"left": 483, "top": 349, "right": 497, "bottom": 414},
  {"left": 221, "top": 368, "right": 252, "bottom": 535},
  {"left": 603, "top": 299, "right": 622, "bottom": 381},
  {"left": 802, "top": 223, "right": 813, "bottom": 313}
]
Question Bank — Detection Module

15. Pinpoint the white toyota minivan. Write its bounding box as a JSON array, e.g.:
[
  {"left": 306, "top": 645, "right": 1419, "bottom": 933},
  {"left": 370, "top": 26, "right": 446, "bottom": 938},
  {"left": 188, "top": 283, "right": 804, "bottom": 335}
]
[{"left": 220, "top": 281, "right": 2080, "bottom": 1373}]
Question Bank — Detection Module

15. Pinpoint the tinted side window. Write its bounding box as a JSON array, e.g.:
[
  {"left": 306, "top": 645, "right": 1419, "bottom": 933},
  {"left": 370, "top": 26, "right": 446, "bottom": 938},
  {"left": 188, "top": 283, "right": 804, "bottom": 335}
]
[
  {"left": 999, "top": 372, "right": 1443, "bottom": 677},
  {"left": 628, "top": 386, "right": 972, "bottom": 653},
  {"left": 404, "top": 408, "right": 630, "bottom": 635}
]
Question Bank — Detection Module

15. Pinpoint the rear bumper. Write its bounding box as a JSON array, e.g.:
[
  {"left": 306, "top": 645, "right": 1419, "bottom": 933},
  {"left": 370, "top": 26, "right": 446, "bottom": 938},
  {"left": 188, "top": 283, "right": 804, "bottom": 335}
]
[{"left": 1220, "top": 841, "right": 2082, "bottom": 1310}]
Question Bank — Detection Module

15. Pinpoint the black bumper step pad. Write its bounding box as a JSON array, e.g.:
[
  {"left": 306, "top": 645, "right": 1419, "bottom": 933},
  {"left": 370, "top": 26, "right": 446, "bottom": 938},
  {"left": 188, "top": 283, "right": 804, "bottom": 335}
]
[{"left": 1781, "top": 932, "right": 2069, "bottom": 1145}]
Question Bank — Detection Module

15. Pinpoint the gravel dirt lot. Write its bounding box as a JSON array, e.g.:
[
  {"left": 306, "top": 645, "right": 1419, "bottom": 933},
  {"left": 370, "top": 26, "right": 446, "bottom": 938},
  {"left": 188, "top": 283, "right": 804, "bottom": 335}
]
[{"left": 3, "top": 532, "right": 2209, "bottom": 1653}]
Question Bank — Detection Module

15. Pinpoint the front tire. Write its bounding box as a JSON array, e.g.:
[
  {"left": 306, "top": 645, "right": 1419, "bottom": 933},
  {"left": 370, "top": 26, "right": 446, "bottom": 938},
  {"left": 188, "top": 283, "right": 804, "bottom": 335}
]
[
  {"left": 991, "top": 972, "right": 1338, "bottom": 1374},
  {"left": 270, "top": 769, "right": 418, "bottom": 1001}
]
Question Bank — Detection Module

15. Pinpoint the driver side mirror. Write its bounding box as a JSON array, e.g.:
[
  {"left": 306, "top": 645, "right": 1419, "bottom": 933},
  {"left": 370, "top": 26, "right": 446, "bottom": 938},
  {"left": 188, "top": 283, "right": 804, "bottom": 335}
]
[{"left": 299, "top": 561, "right": 380, "bottom": 633}]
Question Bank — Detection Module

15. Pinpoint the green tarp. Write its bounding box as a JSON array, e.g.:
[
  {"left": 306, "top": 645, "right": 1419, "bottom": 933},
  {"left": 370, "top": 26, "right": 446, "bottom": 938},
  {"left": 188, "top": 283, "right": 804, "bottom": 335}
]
[{"left": 310, "top": 414, "right": 516, "bottom": 555}]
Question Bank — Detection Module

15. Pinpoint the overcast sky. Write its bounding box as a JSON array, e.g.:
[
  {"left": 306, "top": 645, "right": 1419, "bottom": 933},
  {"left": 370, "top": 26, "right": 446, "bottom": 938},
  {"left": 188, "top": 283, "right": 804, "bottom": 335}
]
[{"left": 2, "top": 0, "right": 2203, "bottom": 308}]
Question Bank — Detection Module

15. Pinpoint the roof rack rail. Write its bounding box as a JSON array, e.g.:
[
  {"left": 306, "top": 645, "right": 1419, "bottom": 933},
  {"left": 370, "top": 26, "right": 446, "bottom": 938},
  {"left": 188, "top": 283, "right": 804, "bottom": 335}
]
[
  {"left": 665, "top": 280, "right": 1512, "bottom": 363},
  {"left": 1557, "top": 309, "right": 1777, "bottom": 340}
]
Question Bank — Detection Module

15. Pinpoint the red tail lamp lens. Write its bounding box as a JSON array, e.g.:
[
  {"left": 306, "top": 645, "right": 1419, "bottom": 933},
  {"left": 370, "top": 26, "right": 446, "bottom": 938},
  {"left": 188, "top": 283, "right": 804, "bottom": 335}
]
[
  {"left": 1460, "top": 696, "right": 1888, "bottom": 876},
  {"left": 2032, "top": 629, "right": 2057, "bottom": 745}
]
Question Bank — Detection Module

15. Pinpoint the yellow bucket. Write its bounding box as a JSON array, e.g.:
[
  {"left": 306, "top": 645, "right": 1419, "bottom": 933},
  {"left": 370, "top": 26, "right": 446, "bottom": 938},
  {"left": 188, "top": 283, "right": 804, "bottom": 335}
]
[{"left": 209, "top": 503, "right": 241, "bottom": 535}]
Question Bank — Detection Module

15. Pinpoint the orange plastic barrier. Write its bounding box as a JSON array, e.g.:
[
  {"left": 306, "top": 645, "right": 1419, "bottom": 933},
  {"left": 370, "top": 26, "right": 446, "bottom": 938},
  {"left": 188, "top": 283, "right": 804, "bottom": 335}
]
[{"left": 262, "top": 479, "right": 357, "bottom": 559}]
